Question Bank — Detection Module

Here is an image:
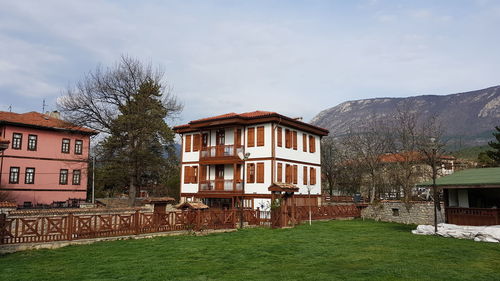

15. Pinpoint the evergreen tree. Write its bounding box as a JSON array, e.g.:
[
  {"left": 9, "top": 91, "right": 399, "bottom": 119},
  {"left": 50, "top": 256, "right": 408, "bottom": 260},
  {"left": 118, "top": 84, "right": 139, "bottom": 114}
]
[
  {"left": 486, "top": 126, "right": 500, "bottom": 166},
  {"left": 99, "top": 79, "right": 177, "bottom": 203}
]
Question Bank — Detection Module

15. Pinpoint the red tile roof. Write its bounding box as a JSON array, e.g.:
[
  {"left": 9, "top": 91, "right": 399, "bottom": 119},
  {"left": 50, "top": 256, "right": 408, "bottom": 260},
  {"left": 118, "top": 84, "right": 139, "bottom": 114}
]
[
  {"left": 174, "top": 111, "right": 329, "bottom": 136},
  {"left": 0, "top": 201, "right": 17, "bottom": 208},
  {"left": 0, "top": 111, "right": 97, "bottom": 134},
  {"left": 378, "top": 151, "right": 455, "bottom": 163}
]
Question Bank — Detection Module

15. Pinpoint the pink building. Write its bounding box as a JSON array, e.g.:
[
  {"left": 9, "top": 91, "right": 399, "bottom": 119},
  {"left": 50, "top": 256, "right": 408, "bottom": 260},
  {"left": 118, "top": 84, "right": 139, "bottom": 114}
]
[{"left": 0, "top": 111, "right": 97, "bottom": 206}]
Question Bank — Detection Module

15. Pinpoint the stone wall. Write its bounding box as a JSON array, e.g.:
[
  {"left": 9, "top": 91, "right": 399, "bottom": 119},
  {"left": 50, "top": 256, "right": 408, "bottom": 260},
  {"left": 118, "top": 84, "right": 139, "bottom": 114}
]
[{"left": 361, "top": 201, "right": 445, "bottom": 225}]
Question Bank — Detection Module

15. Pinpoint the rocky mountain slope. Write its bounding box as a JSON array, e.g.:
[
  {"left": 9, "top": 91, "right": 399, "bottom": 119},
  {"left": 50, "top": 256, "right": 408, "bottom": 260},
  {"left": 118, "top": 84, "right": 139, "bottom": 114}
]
[{"left": 311, "top": 85, "right": 500, "bottom": 147}]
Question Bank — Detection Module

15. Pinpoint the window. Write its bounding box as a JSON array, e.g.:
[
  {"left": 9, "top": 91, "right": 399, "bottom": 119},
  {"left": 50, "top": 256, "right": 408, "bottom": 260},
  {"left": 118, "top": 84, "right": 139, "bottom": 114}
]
[
  {"left": 61, "top": 138, "right": 70, "bottom": 153},
  {"left": 12, "top": 133, "right": 22, "bottom": 149},
  {"left": 247, "top": 127, "right": 255, "bottom": 147},
  {"left": 285, "top": 164, "right": 292, "bottom": 184},
  {"left": 185, "top": 135, "right": 191, "bottom": 152},
  {"left": 303, "top": 166, "right": 308, "bottom": 185},
  {"left": 59, "top": 169, "right": 68, "bottom": 185},
  {"left": 9, "top": 167, "right": 20, "bottom": 184},
  {"left": 75, "top": 140, "right": 83, "bottom": 155},
  {"left": 192, "top": 166, "right": 198, "bottom": 183},
  {"left": 302, "top": 134, "right": 307, "bottom": 152},
  {"left": 277, "top": 127, "right": 282, "bottom": 147},
  {"left": 293, "top": 165, "right": 298, "bottom": 184},
  {"left": 256, "top": 162, "right": 264, "bottom": 183},
  {"left": 235, "top": 129, "right": 242, "bottom": 146},
  {"left": 183, "top": 166, "right": 190, "bottom": 184},
  {"left": 183, "top": 166, "right": 198, "bottom": 184},
  {"left": 309, "top": 135, "right": 316, "bottom": 153},
  {"left": 277, "top": 163, "right": 283, "bottom": 182},
  {"left": 25, "top": 168, "right": 35, "bottom": 184},
  {"left": 72, "top": 170, "right": 81, "bottom": 185},
  {"left": 193, "top": 134, "right": 201, "bottom": 152},
  {"left": 28, "top": 135, "right": 37, "bottom": 151},
  {"left": 310, "top": 167, "right": 316, "bottom": 185},
  {"left": 257, "top": 126, "right": 265, "bottom": 146},
  {"left": 285, "top": 129, "right": 291, "bottom": 148},
  {"left": 292, "top": 131, "right": 297, "bottom": 150},
  {"left": 247, "top": 163, "right": 255, "bottom": 183}
]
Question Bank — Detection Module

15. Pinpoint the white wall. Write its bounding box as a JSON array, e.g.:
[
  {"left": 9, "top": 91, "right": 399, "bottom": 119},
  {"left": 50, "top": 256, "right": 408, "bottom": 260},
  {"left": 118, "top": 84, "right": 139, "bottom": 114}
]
[
  {"left": 244, "top": 160, "right": 272, "bottom": 194},
  {"left": 274, "top": 124, "right": 321, "bottom": 165},
  {"left": 182, "top": 134, "right": 200, "bottom": 162},
  {"left": 275, "top": 160, "right": 321, "bottom": 195},
  {"left": 180, "top": 163, "right": 198, "bottom": 193},
  {"left": 244, "top": 123, "right": 272, "bottom": 158}
]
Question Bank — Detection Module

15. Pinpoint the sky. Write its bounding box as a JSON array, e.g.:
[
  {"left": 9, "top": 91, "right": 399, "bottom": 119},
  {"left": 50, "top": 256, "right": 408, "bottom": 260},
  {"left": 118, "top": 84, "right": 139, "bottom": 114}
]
[{"left": 1, "top": 0, "right": 500, "bottom": 126}]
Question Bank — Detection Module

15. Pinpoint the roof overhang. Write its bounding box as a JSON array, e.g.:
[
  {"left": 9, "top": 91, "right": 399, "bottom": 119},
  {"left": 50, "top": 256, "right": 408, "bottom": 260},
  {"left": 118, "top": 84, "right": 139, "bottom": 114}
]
[{"left": 268, "top": 182, "right": 300, "bottom": 193}]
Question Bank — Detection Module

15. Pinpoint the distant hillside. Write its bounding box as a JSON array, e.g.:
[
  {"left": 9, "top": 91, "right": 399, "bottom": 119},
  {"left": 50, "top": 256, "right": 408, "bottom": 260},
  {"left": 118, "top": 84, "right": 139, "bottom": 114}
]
[
  {"left": 311, "top": 85, "right": 500, "bottom": 148},
  {"left": 452, "top": 145, "right": 490, "bottom": 161}
]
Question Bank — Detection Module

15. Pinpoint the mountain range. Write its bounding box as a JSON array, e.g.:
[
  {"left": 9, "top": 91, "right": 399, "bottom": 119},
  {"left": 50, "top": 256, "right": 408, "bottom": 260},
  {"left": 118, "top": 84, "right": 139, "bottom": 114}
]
[{"left": 311, "top": 85, "right": 500, "bottom": 149}]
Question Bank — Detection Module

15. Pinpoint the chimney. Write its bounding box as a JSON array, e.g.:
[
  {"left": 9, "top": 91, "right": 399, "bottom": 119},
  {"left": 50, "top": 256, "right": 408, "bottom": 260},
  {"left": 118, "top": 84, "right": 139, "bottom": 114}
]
[{"left": 45, "top": 111, "right": 61, "bottom": 119}]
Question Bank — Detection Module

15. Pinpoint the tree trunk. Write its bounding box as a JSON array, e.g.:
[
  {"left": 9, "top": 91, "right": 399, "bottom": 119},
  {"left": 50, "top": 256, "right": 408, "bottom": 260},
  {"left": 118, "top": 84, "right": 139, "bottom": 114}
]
[{"left": 129, "top": 175, "right": 136, "bottom": 206}]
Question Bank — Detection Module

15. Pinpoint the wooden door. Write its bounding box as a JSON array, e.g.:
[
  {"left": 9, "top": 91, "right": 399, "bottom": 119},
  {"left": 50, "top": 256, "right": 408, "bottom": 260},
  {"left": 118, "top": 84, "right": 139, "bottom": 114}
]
[
  {"left": 215, "top": 165, "right": 224, "bottom": 190},
  {"left": 216, "top": 130, "right": 225, "bottom": 157}
]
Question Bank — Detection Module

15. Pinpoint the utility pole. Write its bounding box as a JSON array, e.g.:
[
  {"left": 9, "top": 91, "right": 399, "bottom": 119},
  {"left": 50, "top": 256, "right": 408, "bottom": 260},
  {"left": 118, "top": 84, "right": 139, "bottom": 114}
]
[{"left": 42, "top": 99, "right": 46, "bottom": 113}]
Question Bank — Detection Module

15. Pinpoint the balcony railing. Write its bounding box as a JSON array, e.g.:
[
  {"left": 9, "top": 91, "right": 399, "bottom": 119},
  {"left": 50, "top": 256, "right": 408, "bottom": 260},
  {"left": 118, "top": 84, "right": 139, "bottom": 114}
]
[
  {"left": 199, "top": 179, "right": 243, "bottom": 193},
  {"left": 446, "top": 207, "right": 500, "bottom": 226},
  {"left": 200, "top": 145, "right": 244, "bottom": 160}
]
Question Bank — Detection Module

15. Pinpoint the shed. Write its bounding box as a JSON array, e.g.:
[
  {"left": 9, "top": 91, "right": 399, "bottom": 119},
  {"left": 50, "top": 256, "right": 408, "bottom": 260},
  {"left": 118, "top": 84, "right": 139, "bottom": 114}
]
[{"left": 417, "top": 167, "right": 500, "bottom": 226}]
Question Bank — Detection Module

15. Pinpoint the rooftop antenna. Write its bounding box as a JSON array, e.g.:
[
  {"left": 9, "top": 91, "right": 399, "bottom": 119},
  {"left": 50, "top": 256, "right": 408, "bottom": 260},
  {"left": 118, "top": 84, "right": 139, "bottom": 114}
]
[
  {"left": 8, "top": 105, "right": 12, "bottom": 112},
  {"left": 42, "top": 99, "right": 46, "bottom": 113}
]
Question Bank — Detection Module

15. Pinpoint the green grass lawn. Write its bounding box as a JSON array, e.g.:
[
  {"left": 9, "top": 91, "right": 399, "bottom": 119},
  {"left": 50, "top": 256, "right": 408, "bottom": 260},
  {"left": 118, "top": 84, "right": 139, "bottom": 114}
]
[{"left": 1, "top": 220, "right": 500, "bottom": 281}]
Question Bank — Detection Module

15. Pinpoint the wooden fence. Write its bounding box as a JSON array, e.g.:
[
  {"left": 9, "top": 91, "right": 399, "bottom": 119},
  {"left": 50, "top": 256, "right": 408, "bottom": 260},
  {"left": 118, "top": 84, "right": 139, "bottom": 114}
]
[{"left": 0, "top": 205, "right": 361, "bottom": 245}]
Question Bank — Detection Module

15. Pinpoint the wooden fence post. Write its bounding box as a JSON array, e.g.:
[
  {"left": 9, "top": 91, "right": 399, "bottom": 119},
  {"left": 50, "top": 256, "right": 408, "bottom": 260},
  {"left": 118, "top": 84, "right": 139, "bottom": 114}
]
[
  {"left": 256, "top": 207, "right": 260, "bottom": 226},
  {"left": 0, "top": 213, "right": 6, "bottom": 245},
  {"left": 134, "top": 210, "right": 140, "bottom": 235},
  {"left": 67, "top": 213, "right": 74, "bottom": 241},
  {"left": 196, "top": 209, "right": 201, "bottom": 231}
]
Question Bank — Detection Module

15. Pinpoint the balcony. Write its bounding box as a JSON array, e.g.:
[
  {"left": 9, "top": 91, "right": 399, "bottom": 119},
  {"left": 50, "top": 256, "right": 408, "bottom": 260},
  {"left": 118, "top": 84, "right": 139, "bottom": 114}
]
[
  {"left": 199, "top": 179, "right": 243, "bottom": 193},
  {"left": 200, "top": 145, "right": 244, "bottom": 164}
]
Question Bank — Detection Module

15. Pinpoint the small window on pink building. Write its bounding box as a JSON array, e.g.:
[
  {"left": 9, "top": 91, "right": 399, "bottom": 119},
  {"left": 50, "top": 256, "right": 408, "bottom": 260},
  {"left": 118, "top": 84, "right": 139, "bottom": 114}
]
[
  {"left": 75, "top": 140, "right": 83, "bottom": 155},
  {"left": 72, "top": 170, "right": 81, "bottom": 185},
  {"left": 62, "top": 139, "right": 70, "bottom": 153},
  {"left": 28, "top": 135, "right": 37, "bottom": 151},
  {"left": 12, "top": 133, "right": 22, "bottom": 149},
  {"left": 9, "top": 167, "right": 20, "bottom": 184},
  {"left": 59, "top": 169, "right": 68, "bottom": 185},
  {"left": 25, "top": 168, "right": 35, "bottom": 184}
]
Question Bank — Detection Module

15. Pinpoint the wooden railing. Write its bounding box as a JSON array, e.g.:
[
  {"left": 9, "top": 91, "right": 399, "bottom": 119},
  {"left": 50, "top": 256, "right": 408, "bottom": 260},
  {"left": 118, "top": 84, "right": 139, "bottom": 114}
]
[
  {"left": 446, "top": 207, "right": 500, "bottom": 226},
  {"left": 0, "top": 209, "right": 236, "bottom": 245},
  {"left": 200, "top": 145, "right": 243, "bottom": 160},
  {"left": 199, "top": 179, "right": 243, "bottom": 192}
]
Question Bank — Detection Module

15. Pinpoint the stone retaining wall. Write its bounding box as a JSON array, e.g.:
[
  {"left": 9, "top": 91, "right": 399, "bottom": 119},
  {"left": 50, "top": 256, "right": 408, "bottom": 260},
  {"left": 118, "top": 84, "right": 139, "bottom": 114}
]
[{"left": 361, "top": 201, "right": 445, "bottom": 225}]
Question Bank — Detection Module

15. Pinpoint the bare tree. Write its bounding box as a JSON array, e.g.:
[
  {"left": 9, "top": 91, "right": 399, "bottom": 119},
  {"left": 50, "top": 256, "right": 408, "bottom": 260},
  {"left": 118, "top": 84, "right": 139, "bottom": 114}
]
[
  {"left": 343, "top": 119, "right": 392, "bottom": 203},
  {"left": 58, "top": 55, "right": 182, "bottom": 134}
]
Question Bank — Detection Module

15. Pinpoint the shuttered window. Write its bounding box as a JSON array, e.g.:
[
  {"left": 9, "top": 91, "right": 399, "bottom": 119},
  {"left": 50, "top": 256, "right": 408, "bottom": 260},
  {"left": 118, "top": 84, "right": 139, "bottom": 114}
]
[
  {"left": 310, "top": 167, "right": 316, "bottom": 185},
  {"left": 285, "top": 164, "right": 292, "bottom": 184},
  {"left": 309, "top": 135, "right": 316, "bottom": 153},
  {"left": 302, "top": 134, "right": 307, "bottom": 152},
  {"left": 192, "top": 166, "right": 198, "bottom": 183},
  {"left": 247, "top": 163, "right": 255, "bottom": 183},
  {"left": 285, "top": 129, "right": 291, "bottom": 148},
  {"left": 292, "top": 131, "right": 297, "bottom": 150},
  {"left": 193, "top": 134, "right": 201, "bottom": 151},
  {"left": 185, "top": 135, "right": 191, "bottom": 152},
  {"left": 184, "top": 166, "right": 191, "bottom": 184},
  {"left": 293, "top": 165, "right": 298, "bottom": 184},
  {"left": 248, "top": 128, "right": 255, "bottom": 147},
  {"left": 257, "top": 126, "right": 265, "bottom": 146},
  {"left": 235, "top": 129, "right": 242, "bottom": 146},
  {"left": 256, "top": 162, "right": 264, "bottom": 183},
  {"left": 303, "top": 166, "right": 308, "bottom": 185},
  {"left": 277, "top": 127, "right": 282, "bottom": 147},
  {"left": 277, "top": 163, "right": 283, "bottom": 182},
  {"left": 200, "top": 165, "right": 207, "bottom": 182}
]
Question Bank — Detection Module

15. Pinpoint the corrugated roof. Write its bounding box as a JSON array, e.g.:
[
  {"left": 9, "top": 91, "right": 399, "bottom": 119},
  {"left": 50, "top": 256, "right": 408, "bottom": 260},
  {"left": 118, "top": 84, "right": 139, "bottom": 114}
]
[
  {"left": 0, "top": 111, "right": 97, "bottom": 134},
  {"left": 417, "top": 167, "right": 500, "bottom": 187}
]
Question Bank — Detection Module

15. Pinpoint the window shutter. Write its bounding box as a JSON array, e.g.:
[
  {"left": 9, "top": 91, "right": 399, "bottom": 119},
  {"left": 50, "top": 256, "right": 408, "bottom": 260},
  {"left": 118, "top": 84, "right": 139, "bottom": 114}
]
[
  {"left": 277, "top": 163, "right": 282, "bottom": 182},
  {"left": 200, "top": 165, "right": 206, "bottom": 182},
  {"left": 183, "top": 166, "right": 190, "bottom": 184},
  {"left": 248, "top": 128, "right": 255, "bottom": 147},
  {"left": 292, "top": 131, "right": 297, "bottom": 150},
  {"left": 293, "top": 165, "right": 298, "bottom": 184},
  {"left": 257, "top": 126, "right": 265, "bottom": 146},
  {"left": 303, "top": 166, "right": 308, "bottom": 185},
  {"left": 235, "top": 129, "right": 242, "bottom": 146},
  {"left": 185, "top": 135, "right": 192, "bottom": 152},
  {"left": 285, "top": 129, "right": 291, "bottom": 148},
  {"left": 309, "top": 135, "right": 316, "bottom": 153},
  {"left": 302, "top": 134, "right": 307, "bottom": 152},
  {"left": 310, "top": 167, "right": 316, "bottom": 185},
  {"left": 277, "top": 127, "right": 282, "bottom": 147},
  {"left": 285, "top": 164, "right": 292, "bottom": 183},
  {"left": 257, "top": 162, "right": 264, "bottom": 183},
  {"left": 193, "top": 134, "right": 201, "bottom": 151}
]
